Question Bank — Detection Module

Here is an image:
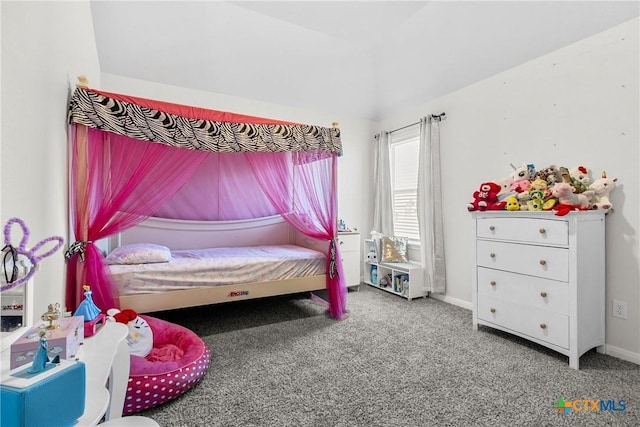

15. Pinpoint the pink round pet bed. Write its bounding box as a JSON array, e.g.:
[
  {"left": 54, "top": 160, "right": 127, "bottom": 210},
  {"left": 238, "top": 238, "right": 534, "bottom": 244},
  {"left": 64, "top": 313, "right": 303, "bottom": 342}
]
[{"left": 124, "top": 315, "right": 210, "bottom": 414}]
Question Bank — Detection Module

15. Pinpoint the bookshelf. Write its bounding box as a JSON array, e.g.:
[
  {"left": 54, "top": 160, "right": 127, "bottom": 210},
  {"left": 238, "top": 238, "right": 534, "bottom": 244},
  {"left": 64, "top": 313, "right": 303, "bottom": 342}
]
[{"left": 363, "top": 259, "right": 425, "bottom": 300}]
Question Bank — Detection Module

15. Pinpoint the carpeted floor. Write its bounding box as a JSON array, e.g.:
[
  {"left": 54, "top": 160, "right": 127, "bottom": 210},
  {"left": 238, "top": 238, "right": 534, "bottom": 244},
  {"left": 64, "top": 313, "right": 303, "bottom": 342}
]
[{"left": 136, "top": 285, "right": 639, "bottom": 426}]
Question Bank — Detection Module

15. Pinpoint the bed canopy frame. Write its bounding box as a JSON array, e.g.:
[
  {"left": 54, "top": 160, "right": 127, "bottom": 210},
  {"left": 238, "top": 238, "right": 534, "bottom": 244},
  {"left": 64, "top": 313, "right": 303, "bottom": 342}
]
[{"left": 65, "top": 76, "right": 347, "bottom": 319}]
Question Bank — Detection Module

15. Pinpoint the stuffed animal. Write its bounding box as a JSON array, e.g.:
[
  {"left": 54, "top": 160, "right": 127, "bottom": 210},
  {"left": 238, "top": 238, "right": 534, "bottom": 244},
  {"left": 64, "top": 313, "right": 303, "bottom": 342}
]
[
  {"left": 366, "top": 251, "right": 378, "bottom": 262},
  {"left": 551, "top": 182, "right": 590, "bottom": 209},
  {"left": 509, "top": 164, "right": 534, "bottom": 193},
  {"left": 544, "top": 164, "right": 563, "bottom": 187},
  {"left": 569, "top": 165, "right": 591, "bottom": 193},
  {"left": 467, "top": 182, "right": 506, "bottom": 211},
  {"left": 533, "top": 179, "right": 553, "bottom": 201},
  {"left": 495, "top": 176, "right": 515, "bottom": 201},
  {"left": 534, "top": 169, "right": 548, "bottom": 183},
  {"left": 588, "top": 172, "right": 617, "bottom": 212},
  {"left": 542, "top": 198, "right": 557, "bottom": 210},
  {"left": 107, "top": 308, "right": 154, "bottom": 357},
  {"left": 559, "top": 166, "right": 572, "bottom": 184},
  {"left": 505, "top": 196, "right": 520, "bottom": 211},
  {"left": 527, "top": 195, "right": 544, "bottom": 211}
]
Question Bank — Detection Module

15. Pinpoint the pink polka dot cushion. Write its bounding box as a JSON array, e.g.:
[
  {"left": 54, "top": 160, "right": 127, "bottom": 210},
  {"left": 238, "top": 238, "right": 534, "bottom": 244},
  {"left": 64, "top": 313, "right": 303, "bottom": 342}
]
[{"left": 124, "top": 315, "right": 210, "bottom": 414}]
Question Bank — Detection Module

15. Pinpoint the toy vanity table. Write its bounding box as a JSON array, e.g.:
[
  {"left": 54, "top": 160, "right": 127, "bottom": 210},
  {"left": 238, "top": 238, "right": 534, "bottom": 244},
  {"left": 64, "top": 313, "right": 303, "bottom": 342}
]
[{"left": 1, "top": 320, "right": 159, "bottom": 426}]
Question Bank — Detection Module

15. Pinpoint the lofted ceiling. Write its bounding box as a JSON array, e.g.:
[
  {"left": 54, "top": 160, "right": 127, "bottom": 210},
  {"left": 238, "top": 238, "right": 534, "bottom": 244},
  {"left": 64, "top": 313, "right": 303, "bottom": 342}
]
[{"left": 90, "top": 1, "right": 639, "bottom": 122}]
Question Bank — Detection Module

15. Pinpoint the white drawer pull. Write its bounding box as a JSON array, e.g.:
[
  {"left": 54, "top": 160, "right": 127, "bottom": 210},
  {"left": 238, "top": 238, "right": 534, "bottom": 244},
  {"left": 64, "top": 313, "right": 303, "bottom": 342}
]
[
  {"left": 540, "top": 291, "right": 547, "bottom": 298},
  {"left": 539, "top": 259, "right": 547, "bottom": 265},
  {"left": 539, "top": 228, "right": 546, "bottom": 234},
  {"left": 490, "top": 280, "right": 496, "bottom": 286},
  {"left": 540, "top": 323, "right": 547, "bottom": 329},
  {"left": 489, "top": 226, "right": 495, "bottom": 231},
  {"left": 490, "top": 253, "right": 496, "bottom": 258},
  {"left": 490, "top": 308, "right": 496, "bottom": 313}
]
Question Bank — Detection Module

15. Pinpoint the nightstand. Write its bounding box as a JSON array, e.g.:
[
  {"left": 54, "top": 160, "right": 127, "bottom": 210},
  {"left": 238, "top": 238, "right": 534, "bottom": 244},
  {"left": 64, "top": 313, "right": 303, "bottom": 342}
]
[{"left": 338, "top": 231, "right": 361, "bottom": 288}]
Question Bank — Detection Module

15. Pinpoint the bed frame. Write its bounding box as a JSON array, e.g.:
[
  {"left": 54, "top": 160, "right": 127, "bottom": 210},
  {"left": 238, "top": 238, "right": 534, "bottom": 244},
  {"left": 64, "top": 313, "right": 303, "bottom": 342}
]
[{"left": 113, "top": 215, "right": 328, "bottom": 313}]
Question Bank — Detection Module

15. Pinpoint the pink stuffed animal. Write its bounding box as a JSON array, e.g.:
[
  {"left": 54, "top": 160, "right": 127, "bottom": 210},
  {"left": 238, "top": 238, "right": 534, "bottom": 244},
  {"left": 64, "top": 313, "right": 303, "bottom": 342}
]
[
  {"left": 551, "top": 182, "right": 590, "bottom": 209},
  {"left": 509, "top": 164, "right": 534, "bottom": 193}
]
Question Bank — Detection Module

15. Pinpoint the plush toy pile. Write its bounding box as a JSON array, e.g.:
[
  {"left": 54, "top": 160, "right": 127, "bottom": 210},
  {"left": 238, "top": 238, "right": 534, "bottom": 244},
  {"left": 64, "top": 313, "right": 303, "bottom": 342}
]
[{"left": 466, "top": 163, "right": 618, "bottom": 216}]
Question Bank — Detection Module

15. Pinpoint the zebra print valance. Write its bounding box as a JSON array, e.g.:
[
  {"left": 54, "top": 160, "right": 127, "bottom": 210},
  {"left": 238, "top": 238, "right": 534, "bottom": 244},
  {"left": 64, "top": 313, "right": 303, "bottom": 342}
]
[{"left": 68, "top": 87, "right": 342, "bottom": 155}]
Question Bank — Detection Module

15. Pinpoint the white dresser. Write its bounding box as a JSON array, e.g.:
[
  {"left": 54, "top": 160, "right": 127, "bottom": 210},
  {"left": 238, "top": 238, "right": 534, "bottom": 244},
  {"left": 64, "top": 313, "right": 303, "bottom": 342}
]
[{"left": 471, "top": 211, "right": 606, "bottom": 369}]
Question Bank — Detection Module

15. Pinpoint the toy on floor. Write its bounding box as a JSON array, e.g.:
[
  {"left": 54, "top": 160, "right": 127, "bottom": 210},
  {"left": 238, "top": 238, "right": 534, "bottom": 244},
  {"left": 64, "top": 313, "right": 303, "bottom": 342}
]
[{"left": 107, "top": 308, "right": 154, "bottom": 357}]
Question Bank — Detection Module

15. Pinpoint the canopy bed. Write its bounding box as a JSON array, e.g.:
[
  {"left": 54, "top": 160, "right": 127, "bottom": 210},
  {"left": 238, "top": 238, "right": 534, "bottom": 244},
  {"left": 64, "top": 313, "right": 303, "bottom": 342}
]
[{"left": 65, "top": 78, "right": 347, "bottom": 320}]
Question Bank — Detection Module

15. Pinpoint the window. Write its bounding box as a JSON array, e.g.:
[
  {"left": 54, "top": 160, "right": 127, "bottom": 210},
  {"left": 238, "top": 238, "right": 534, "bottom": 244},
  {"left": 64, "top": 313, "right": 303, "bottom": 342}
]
[{"left": 389, "top": 124, "right": 420, "bottom": 241}]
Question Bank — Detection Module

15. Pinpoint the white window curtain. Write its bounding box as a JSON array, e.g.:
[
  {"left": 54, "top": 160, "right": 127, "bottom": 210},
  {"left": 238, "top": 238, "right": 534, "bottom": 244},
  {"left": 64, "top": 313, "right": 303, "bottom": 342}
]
[
  {"left": 417, "top": 116, "right": 446, "bottom": 294},
  {"left": 372, "top": 131, "right": 394, "bottom": 236}
]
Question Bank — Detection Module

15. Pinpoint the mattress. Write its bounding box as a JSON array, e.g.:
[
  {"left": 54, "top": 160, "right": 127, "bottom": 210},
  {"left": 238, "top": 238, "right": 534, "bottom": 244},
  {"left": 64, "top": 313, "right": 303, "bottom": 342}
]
[{"left": 108, "top": 244, "right": 326, "bottom": 295}]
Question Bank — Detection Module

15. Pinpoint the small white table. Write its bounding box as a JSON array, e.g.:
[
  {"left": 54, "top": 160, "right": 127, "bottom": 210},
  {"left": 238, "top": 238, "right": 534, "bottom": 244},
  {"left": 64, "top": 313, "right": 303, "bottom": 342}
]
[
  {"left": 1, "top": 320, "right": 158, "bottom": 426},
  {"left": 75, "top": 321, "right": 130, "bottom": 425}
]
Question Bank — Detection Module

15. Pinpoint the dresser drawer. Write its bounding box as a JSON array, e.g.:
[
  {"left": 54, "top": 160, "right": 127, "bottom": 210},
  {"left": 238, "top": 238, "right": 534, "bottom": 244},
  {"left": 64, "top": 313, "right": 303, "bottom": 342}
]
[
  {"left": 337, "top": 233, "right": 360, "bottom": 252},
  {"left": 477, "top": 217, "right": 568, "bottom": 246},
  {"left": 477, "top": 240, "right": 569, "bottom": 282},
  {"left": 477, "top": 296, "right": 569, "bottom": 349},
  {"left": 477, "top": 267, "right": 568, "bottom": 315}
]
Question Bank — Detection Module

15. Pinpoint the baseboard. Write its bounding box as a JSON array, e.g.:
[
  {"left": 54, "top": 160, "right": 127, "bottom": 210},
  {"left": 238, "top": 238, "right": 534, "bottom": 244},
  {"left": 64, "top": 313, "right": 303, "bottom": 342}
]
[
  {"left": 429, "top": 293, "right": 473, "bottom": 311},
  {"left": 603, "top": 344, "right": 640, "bottom": 366}
]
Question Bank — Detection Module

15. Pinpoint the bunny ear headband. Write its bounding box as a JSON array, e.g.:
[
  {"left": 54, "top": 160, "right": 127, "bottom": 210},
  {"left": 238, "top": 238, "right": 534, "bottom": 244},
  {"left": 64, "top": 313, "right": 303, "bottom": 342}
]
[{"left": 1, "top": 217, "right": 64, "bottom": 292}]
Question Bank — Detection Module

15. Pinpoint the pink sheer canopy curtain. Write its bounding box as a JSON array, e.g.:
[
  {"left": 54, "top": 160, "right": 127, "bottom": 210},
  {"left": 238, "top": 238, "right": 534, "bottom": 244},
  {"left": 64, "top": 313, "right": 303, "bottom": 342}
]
[
  {"left": 66, "top": 85, "right": 345, "bottom": 318},
  {"left": 66, "top": 126, "right": 209, "bottom": 311},
  {"left": 245, "top": 151, "right": 346, "bottom": 318}
]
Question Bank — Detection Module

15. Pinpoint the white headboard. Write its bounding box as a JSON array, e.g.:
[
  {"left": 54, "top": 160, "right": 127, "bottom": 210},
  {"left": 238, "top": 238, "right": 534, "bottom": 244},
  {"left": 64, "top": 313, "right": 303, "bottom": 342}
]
[{"left": 116, "top": 215, "right": 295, "bottom": 250}]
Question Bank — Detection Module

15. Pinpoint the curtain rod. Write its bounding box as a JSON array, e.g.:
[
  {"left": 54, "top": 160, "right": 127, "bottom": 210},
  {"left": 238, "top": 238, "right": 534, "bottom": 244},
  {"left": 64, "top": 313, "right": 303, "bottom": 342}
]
[
  {"left": 389, "top": 121, "right": 419, "bottom": 134},
  {"left": 387, "top": 112, "right": 447, "bottom": 134}
]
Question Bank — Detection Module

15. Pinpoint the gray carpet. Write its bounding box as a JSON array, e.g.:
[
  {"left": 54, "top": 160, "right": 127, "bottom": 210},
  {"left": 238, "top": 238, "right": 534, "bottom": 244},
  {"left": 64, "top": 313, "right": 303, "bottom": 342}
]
[{"left": 136, "top": 285, "right": 639, "bottom": 426}]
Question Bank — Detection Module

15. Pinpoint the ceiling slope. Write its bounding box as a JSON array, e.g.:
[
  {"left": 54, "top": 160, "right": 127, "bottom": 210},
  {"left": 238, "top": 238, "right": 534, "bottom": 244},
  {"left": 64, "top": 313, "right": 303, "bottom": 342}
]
[{"left": 91, "top": 1, "right": 640, "bottom": 121}]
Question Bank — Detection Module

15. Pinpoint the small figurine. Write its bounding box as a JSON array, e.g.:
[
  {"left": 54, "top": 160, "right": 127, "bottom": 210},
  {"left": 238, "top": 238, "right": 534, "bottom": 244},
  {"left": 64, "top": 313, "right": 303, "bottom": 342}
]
[
  {"left": 75, "top": 285, "right": 106, "bottom": 337},
  {"left": 74, "top": 285, "right": 101, "bottom": 322},
  {"left": 42, "top": 303, "right": 61, "bottom": 330},
  {"left": 26, "top": 330, "right": 49, "bottom": 374}
]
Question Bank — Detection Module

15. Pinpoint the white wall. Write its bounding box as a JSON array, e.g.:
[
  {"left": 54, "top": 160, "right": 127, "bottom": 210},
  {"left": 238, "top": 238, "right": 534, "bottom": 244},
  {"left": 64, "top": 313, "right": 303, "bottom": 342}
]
[
  {"left": 1, "top": 1, "right": 100, "bottom": 321},
  {"left": 378, "top": 18, "right": 640, "bottom": 363}
]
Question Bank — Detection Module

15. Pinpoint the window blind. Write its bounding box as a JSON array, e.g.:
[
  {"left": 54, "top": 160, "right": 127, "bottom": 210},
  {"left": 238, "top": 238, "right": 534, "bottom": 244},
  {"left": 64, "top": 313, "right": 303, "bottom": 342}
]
[{"left": 389, "top": 124, "right": 420, "bottom": 241}]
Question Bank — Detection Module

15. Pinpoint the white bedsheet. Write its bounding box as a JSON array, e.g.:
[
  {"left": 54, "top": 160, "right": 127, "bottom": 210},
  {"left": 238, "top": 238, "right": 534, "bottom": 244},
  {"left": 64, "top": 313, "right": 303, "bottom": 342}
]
[{"left": 108, "top": 244, "right": 326, "bottom": 295}]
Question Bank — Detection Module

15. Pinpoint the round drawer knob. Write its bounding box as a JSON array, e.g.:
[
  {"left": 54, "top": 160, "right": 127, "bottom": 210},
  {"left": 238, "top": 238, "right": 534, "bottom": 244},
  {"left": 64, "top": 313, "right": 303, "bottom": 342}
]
[
  {"left": 539, "top": 259, "right": 547, "bottom": 265},
  {"left": 540, "top": 323, "right": 547, "bottom": 329},
  {"left": 490, "top": 253, "right": 496, "bottom": 258},
  {"left": 490, "top": 280, "right": 496, "bottom": 286},
  {"left": 490, "top": 308, "right": 496, "bottom": 313},
  {"left": 489, "top": 226, "right": 495, "bottom": 231},
  {"left": 539, "top": 228, "right": 546, "bottom": 234},
  {"left": 540, "top": 291, "right": 548, "bottom": 298}
]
